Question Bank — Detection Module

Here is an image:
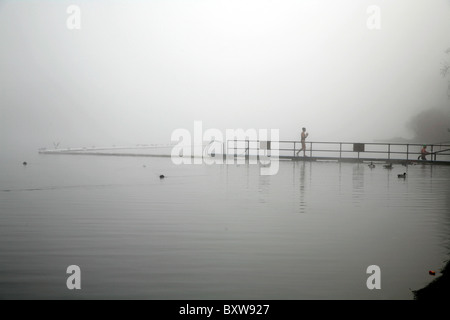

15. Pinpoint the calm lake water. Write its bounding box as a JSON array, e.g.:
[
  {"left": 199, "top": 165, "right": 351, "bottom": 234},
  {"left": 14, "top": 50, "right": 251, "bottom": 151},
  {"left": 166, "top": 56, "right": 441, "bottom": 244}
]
[{"left": 0, "top": 151, "right": 449, "bottom": 299}]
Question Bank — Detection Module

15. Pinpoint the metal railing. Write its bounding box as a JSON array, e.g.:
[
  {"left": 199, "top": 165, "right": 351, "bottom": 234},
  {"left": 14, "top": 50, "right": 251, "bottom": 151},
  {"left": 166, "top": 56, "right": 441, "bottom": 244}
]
[{"left": 226, "top": 140, "right": 450, "bottom": 162}]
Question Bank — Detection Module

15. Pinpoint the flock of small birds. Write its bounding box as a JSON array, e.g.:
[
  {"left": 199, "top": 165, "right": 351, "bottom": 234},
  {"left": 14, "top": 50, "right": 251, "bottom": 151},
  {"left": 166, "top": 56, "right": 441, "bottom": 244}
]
[{"left": 368, "top": 161, "right": 409, "bottom": 179}]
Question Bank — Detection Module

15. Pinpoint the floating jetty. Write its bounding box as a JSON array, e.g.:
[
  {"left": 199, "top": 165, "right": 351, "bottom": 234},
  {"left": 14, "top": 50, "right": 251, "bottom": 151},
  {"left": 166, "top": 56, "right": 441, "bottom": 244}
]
[
  {"left": 38, "top": 145, "right": 173, "bottom": 158},
  {"left": 38, "top": 141, "right": 450, "bottom": 165}
]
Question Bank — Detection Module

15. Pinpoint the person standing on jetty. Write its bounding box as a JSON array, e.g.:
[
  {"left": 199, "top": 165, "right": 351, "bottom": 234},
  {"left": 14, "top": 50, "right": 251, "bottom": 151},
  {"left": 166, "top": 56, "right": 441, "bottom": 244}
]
[{"left": 296, "top": 127, "right": 309, "bottom": 157}]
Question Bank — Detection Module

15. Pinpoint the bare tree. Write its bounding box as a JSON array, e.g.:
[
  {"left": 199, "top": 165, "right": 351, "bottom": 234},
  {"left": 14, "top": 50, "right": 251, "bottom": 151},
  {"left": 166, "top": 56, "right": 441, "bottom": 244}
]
[
  {"left": 407, "top": 108, "right": 450, "bottom": 143},
  {"left": 442, "top": 48, "right": 450, "bottom": 132},
  {"left": 442, "top": 48, "right": 450, "bottom": 98}
]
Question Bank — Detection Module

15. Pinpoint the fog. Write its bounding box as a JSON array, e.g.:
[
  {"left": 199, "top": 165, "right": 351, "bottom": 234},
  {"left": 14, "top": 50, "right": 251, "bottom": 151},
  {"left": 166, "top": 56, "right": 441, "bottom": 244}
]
[
  {"left": 406, "top": 108, "right": 450, "bottom": 144},
  {"left": 1, "top": 0, "right": 450, "bottom": 153}
]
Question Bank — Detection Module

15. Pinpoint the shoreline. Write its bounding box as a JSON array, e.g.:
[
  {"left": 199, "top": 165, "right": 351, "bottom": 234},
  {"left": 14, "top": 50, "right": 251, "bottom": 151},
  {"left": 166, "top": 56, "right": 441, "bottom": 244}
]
[{"left": 413, "top": 260, "right": 450, "bottom": 300}]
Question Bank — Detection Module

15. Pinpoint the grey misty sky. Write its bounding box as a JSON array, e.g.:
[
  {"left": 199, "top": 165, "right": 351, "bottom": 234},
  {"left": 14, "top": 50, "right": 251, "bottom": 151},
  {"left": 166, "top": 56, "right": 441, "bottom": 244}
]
[{"left": 1, "top": 0, "right": 449, "bottom": 151}]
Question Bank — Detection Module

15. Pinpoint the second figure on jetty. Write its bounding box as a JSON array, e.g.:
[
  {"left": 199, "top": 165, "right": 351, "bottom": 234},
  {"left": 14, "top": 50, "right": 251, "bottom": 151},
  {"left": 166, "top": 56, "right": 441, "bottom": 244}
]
[{"left": 296, "top": 127, "right": 309, "bottom": 157}]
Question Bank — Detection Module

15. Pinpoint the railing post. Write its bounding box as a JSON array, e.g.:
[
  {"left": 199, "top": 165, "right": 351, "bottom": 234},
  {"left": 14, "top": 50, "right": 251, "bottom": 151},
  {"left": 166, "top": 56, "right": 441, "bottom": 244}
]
[
  {"left": 257, "top": 139, "right": 259, "bottom": 161},
  {"left": 226, "top": 140, "right": 228, "bottom": 157},
  {"left": 246, "top": 140, "right": 248, "bottom": 159},
  {"left": 388, "top": 144, "right": 391, "bottom": 160},
  {"left": 406, "top": 144, "right": 409, "bottom": 161},
  {"left": 339, "top": 143, "right": 342, "bottom": 159},
  {"left": 310, "top": 142, "right": 313, "bottom": 157},
  {"left": 293, "top": 142, "right": 296, "bottom": 157},
  {"left": 431, "top": 145, "right": 434, "bottom": 162}
]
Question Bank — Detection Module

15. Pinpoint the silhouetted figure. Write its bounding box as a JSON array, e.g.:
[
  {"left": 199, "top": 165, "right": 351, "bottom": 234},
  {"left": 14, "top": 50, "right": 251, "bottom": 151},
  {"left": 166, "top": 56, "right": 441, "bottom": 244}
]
[
  {"left": 368, "top": 162, "right": 375, "bottom": 169},
  {"left": 398, "top": 173, "right": 406, "bottom": 178},
  {"left": 296, "top": 127, "right": 309, "bottom": 157},
  {"left": 418, "top": 145, "right": 430, "bottom": 160},
  {"left": 22, "top": 162, "right": 27, "bottom": 166},
  {"left": 159, "top": 175, "right": 165, "bottom": 179}
]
